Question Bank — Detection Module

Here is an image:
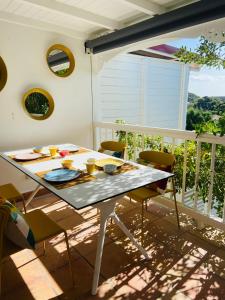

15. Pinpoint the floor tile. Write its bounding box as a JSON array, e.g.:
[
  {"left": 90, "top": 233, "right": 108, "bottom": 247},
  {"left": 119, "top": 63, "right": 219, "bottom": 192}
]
[
  {"left": 54, "top": 257, "right": 100, "bottom": 300},
  {"left": 3, "top": 194, "right": 225, "bottom": 300},
  {"left": 85, "top": 242, "right": 133, "bottom": 279},
  {"left": 29, "top": 194, "right": 58, "bottom": 209}
]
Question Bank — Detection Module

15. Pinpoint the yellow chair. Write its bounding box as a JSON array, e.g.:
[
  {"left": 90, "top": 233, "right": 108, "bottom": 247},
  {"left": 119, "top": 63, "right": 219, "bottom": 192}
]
[
  {"left": 0, "top": 205, "right": 74, "bottom": 296},
  {"left": 0, "top": 183, "right": 26, "bottom": 213},
  {"left": 98, "top": 140, "right": 126, "bottom": 159},
  {"left": 127, "top": 151, "right": 180, "bottom": 229}
]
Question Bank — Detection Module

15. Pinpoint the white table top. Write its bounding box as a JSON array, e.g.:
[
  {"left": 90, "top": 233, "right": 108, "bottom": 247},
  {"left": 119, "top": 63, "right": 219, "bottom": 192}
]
[{"left": 0, "top": 144, "right": 173, "bottom": 209}]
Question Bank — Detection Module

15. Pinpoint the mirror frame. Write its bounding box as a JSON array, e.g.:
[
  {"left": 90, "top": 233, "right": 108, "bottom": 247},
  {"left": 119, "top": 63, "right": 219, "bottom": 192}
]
[
  {"left": 22, "top": 88, "right": 54, "bottom": 120},
  {"left": 46, "top": 44, "right": 75, "bottom": 77},
  {"left": 0, "top": 56, "right": 7, "bottom": 92}
]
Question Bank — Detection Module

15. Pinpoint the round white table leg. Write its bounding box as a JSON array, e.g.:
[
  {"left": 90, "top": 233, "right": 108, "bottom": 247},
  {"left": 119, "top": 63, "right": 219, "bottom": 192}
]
[{"left": 91, "top": 207, "right": 109, "bottom": 295}]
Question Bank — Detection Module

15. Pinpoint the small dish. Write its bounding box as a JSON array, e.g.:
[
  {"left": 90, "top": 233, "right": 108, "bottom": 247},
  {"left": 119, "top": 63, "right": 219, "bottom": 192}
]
[
  {"left": 33, "top": 146, "right": 43, "bottom": 153},
  {"left": 103, "top": 164, "right": 117, "bottom": 174},
  {"left": 14, "top": 153, "right": 42, "bottom": 161},
  {"left": 58, "top": 145, "right": 79, "bottom": 152}
]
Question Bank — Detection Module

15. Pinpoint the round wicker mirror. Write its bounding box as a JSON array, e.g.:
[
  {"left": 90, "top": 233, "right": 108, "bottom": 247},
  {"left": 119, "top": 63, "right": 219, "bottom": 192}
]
[
  {"left": 46, "top": 44, "right": 75, "bottom": 77},
  {"left": 0, "top": 56, "right": 7, "bottom": 92},
  {"left": 22, "top": 88, "right": 54, "bottom": 120}
]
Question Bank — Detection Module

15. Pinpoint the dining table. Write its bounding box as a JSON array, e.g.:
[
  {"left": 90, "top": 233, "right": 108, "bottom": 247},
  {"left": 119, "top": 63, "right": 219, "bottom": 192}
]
[{"left": 0, "top": 143, "right": 174, "bottom": 295}]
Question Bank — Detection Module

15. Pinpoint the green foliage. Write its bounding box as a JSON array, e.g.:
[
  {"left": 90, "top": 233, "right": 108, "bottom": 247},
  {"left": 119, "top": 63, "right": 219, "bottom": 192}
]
[
  {"left": 190, "top": 96, "right": 225, "bottom": 115},
  {"left": 25, "top": 92, "right": 49, "bottom": 115},
  {"left": 175, "top": 36, "right": 225, "bottom": 69},
  {"left": 55, "top": 68, "right": 68, "bottom": 76},
  {"left": 115, "top": 120, "right": 225, "bottom": 218},
  {"left": 186, "top": 95, "right": 225, "bottom": 136},
  {"left": 188, "top": 92, "right": 199, "bottom": 103},
  {"left": 186, "top": 108, "right": 211, "bottom": 131}
]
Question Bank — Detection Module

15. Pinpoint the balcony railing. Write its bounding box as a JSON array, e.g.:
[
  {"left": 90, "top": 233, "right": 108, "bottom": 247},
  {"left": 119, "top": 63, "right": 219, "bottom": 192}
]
[{"left": 94, "top": 121, "right": 225, "bottom": 230}]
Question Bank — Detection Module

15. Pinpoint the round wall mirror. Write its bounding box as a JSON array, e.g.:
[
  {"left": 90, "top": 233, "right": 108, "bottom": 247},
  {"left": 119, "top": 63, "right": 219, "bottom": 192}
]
[
  {"left": 0, "top": 56, "right": 7, "bottom": 92},
  {"left": 46, "top": 44, "right": 75, "bottom": 77},
  {"left": 22, "top": 88, "right": 54, "bottom": 120}
]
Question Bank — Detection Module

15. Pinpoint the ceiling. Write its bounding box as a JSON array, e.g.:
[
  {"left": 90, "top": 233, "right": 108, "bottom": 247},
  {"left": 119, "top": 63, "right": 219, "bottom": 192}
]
[{"left": 0, "top": 0, "right": 199, "bottom": 40}]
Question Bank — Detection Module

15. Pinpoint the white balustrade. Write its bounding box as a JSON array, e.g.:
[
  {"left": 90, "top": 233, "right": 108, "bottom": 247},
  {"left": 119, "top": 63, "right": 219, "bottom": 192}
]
[{"left": 94, "top": 121, "right": 225, "bottom": 230}]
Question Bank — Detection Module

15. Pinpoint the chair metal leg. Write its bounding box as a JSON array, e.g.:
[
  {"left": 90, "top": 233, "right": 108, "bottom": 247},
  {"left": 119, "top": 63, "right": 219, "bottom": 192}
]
[
  {"left": 64, "top": 231, "right": 75, "bottom": 286},
  {"left": 43, "top": 240, "right": 46, "bottom": 255},
  {"left": 144, "top": 200, "right": 148, "bottom": 211},
  {"left": 172, "top": 177, "right": 180, "bottom": 228},
  {"left": 141, "top": 201, "right": 145, "bottom": 245},
  {"left": 21, "top": 195, "right": 26, "bottom": 213}
]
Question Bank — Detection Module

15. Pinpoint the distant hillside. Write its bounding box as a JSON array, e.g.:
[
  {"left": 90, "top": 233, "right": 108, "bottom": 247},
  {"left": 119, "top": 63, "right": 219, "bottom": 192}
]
[
  {"left": 212, "top": 96, "right": 225, "bottom": 101},
  {"left": 188, "top": 93, "right": 225, "bottom": 102},
  {"left": 188, "top": 93, "right": 199, "bottom": 102},
  {"left": 186, "top": 93, "right": 225, "bottom": 131}
]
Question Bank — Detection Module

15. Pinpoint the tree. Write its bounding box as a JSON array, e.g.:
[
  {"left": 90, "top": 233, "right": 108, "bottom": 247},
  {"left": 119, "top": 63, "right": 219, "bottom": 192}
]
[
  {"left": 193, "top": 96, "right": 218, "bottom": 111},
  {"left": 188, "top": 92, "right": 199, "bottom": 103},
  {"left": 176, "top": 35, "right": 225, "bottom": 69},
  {"left": 186, "top": 108, "right": 211, "bottom": 131}
]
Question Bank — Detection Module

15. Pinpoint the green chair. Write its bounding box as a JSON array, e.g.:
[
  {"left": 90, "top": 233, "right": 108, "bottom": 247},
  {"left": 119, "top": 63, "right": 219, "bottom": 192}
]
[
  {"left": 98, "top": 140, "right": 126, "bottom": 159},
  {"left": 0, "top": 183, "right": 26, "bottom": 212},
  {"left": 127, "top": 151, "right": 180, "bottom": 229},
  {"left": 0, "top": 200, "right": 74, "bottom": 296}
]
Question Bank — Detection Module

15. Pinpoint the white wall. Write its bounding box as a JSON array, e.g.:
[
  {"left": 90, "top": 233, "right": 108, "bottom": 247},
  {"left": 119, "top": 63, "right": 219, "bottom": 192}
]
[
  {"left": 144, "top": 58, "right": 189, "bottom": 129},
  {"left": 95, "top": 54, "right": 142, "bottom": 124},
  {"left": 96, "top": 53, "right": 189, "bottom": 129},
  {"left": 0, "top": 21, "right": 93, "bottom": 192}
]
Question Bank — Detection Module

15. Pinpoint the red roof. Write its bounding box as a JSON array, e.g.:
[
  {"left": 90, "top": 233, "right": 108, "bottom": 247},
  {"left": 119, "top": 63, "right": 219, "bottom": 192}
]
[{"left": 149, "top": 44, "right": 179, "bottom": 55}]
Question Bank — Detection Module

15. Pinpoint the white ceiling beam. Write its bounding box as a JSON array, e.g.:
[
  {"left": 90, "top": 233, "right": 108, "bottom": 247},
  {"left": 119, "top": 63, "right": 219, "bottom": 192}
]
[
  {"left": 120, "top": 0, "right": 166, "bottom": 15},
  {"left": 20, "top": 0, "right": 120, "bottom": 30},
  {"left": 168, "top": 0, "right": 199, "bottom": 10},
  {"left": 0, "top": 11, "right": 87, "bottom": 40}
]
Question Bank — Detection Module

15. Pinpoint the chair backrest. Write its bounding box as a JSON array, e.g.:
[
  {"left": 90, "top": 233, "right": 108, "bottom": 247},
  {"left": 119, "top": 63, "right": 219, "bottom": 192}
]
[
  {"left": 139, "top": 151, "right": 175, "bottom": 168},
  {"left": 99, "top": 141, "right": 126, "bottom": 158}
]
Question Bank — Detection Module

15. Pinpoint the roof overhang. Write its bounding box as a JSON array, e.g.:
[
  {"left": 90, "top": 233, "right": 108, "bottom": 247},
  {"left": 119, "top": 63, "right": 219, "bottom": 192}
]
[{"left": 85, "top": 0, "right": 225, "bottom": 54}]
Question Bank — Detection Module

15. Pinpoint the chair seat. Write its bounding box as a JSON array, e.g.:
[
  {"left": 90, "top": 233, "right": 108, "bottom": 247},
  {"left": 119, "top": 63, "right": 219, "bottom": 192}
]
[
  {"left": 24, "top": 209, "right": 64, "bottom": 243},
  {"left": 128, "top": 187, "right": 159, "bottom": 202}
]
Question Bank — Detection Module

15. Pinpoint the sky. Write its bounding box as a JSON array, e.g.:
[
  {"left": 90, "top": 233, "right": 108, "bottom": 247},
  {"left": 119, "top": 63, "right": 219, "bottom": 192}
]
[{"left": 168, "top": 38, "right": 225, "bottom": 97}]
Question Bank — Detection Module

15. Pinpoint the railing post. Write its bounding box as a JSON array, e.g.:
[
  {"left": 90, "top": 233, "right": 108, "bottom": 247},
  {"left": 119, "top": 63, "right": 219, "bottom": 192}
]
[
  {"left": 171, "top": 137, "right": 175, "bottom": 154},
  {"left": 207, "top": 144, "right": 216, "bottom": 216},
  {"left": 223, "top": 193, "right": 225, "bottom": 223},
  {"left": 133, "top": 133, "right": 137, "bottom": 161},
  {"left": 193, "top": 141, "right": 201, "bottom": 210},
  {"left": 160, "top": 138, "right": 164, "bottom": 152},
  {"left": 93, "top": 124, "right": 97, "bottom": 150},
  {"left": 142, "top": 134, "right": 145, "bottom": 152},
  {"left": 181, "top": 140, "right": 188, "bottom": 205},
  {"left": 125, "top": 131, "right": 128, "bottom": 160}
]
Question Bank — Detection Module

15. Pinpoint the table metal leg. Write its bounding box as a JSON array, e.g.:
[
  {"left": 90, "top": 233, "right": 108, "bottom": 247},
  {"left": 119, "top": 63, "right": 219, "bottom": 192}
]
[
  {"left": 112, "top": 213, "right": 149, "bottom": 259},
  {"left": 91, "top": 196, "right": 149, "bottom": 295},
  {"left": 25, "top": 184, "right": 42, "bottom": 208}
]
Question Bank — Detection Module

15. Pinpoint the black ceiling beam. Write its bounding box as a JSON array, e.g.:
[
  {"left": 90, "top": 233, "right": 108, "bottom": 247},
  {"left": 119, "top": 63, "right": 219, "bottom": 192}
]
[{"left": 85, "top": 0, "right": 225, "bottom": 54}]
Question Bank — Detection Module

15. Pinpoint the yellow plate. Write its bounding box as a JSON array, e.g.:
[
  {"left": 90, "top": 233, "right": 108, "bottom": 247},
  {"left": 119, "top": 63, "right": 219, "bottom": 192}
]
[{"left": 95, "top": 158, "right": 124, "bottom": 168}]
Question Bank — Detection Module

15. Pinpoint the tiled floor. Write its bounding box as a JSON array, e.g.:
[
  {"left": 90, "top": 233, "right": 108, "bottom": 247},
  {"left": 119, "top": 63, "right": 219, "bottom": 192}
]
[{"left": 2, "top": 194, "right": 225, "bottom": 300}]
